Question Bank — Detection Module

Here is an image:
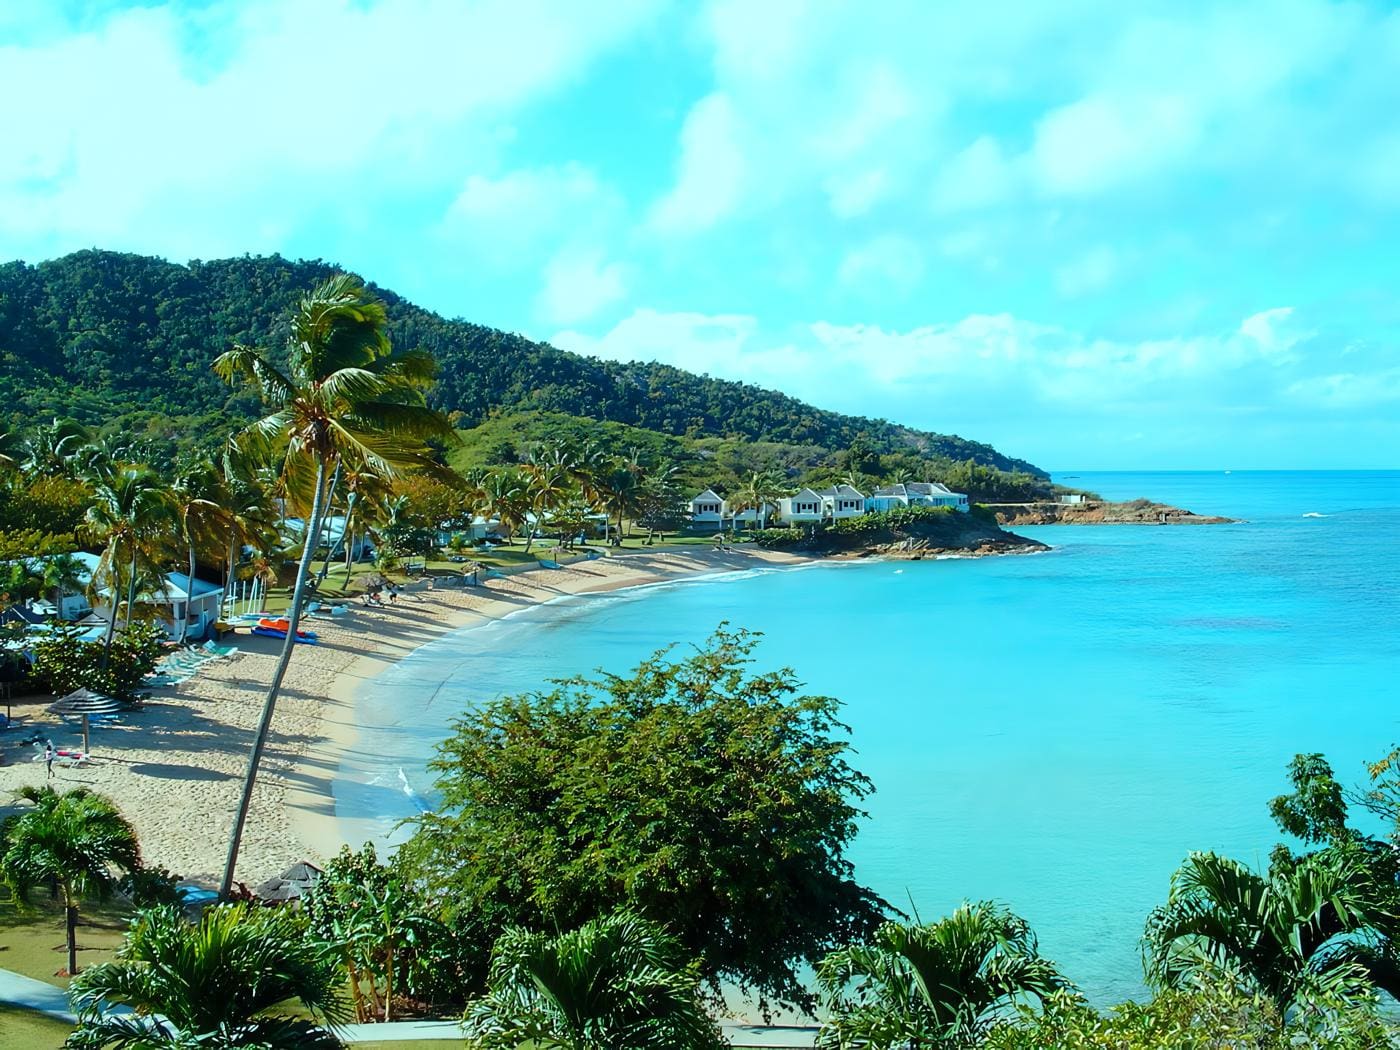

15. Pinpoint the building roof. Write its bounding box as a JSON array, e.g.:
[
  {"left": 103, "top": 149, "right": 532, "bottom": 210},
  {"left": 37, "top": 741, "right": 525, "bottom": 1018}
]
[
  {"left": 789, "top": 487, "right": 823, "bottom": 502},
  {"left": 907, "top": 482, "right": 956, "bottom": 496},
  {"left": 689, "top": 489, "right": 724, "bottom": 504},
  {"left": 872, "top": 484, "right": 909, "bottom": 498},
  {"left": 162, "top": 573, "right": 222, "bottom": 601},
  {"left": 817, "top": 484, "right": 866, "bottom": 499}
]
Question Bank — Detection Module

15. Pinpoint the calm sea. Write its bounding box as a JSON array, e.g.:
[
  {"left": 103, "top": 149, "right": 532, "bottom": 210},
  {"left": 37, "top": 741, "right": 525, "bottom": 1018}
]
[{"left": 334, "top": 470, "right": 1400, "bottom": 1002}]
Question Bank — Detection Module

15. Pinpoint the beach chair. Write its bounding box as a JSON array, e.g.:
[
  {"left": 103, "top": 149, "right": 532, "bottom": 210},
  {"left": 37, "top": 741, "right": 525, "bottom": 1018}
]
[
  {"left": 201, "top": 641, "right": 239, "bottom": 658},
  {"left": 537, "top": 559, "right": 563, "bottom": 569}
]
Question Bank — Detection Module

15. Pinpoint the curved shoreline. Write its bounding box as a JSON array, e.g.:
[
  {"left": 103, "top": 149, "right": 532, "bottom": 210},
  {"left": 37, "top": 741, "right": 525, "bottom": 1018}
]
[{"left": 286, "top": 547, "right": 818, "bottom": 866}]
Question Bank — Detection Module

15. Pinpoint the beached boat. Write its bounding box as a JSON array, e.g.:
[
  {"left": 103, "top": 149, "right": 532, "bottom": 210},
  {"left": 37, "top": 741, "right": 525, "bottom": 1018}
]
[{"left": 252, "top": 618, "right": 318, "bottom": 644}]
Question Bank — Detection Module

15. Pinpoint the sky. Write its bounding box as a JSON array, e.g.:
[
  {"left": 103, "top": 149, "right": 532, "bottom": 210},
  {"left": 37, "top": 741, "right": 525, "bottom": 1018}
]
[{"left": 2, "top": 1, "right": 1398, "bottom": 470}]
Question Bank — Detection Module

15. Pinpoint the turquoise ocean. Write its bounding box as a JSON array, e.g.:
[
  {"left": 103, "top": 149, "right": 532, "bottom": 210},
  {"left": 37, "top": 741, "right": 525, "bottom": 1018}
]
[{"left": 333, "top": 471, "right": 1400, "bottom": 1003}]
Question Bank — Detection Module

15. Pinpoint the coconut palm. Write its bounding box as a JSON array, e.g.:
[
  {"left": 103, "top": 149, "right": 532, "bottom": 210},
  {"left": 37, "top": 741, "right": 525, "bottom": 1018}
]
[
  {"left": 478, "top": 468, "right": 531, "bottom": 542},
  {"left": 1143, "top": 849, "right": 1389, "bottom": 1015},
  {"left": 21, "top": 418, "right": 92, "bottom": 478},
  {"left": 211, "top": 274, "right": 452, "bottom": 898},
  {"left": 39, "top": 551, "right": 89, "bottom": 613},
  {"left": 336, "top": 463, "right": 392, "bottom": 586},
  {"left": 522, "top": 450, "right": 572, "bottom": 554},
  {"left": 0, "top": 786, "right": 141, "bottom": 976},
  {"left": 0, "top": 428, "right": 20, "bottom": 473},
  {"left": 732, "top": 470, "right": 785, "bottom": 534},
  {"left": 215, "top": 453, "right": 282, "bottom": 616},
  {"left": 462, "top": 911, "right": 723, "bottom": 1050},
  {"left": 83, "top": 466, "right": 174, "bottom": 652},
  {"left": 170, "top": 460, "right": 230, "bottom": 642},
  {"left": 67, "top": 903, "right": 343, "bottom": 1048},
  {"left": 596, "top": 463, "right": 641, "bottom": 542},
  {"left": 816, "top": 902, "right": 1065, "bottom": 1049}
]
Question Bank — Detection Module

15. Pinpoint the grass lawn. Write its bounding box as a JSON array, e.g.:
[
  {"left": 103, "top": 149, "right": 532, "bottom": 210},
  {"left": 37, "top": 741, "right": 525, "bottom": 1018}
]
[
  {"left": 0, "top": 1004, "right": 72, "bottom": 1049},
  {"left": 0, "top": 898, "right": 128, "bottom": 986}
]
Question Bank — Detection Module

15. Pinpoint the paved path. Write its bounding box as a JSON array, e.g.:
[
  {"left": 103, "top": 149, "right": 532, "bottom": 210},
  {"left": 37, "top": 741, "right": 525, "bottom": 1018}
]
[
  {"left": 0, "top": 966, "right": 77, "bottom": 1022},
  {"left": 0, "top": 966, "right": 818, "bottom": 1047}
]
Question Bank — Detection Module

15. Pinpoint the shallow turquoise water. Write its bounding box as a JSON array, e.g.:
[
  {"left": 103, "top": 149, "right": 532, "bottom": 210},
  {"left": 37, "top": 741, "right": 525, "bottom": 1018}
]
[{"left": 335, "top": 471, "right": 1400, "bottom": 1002}]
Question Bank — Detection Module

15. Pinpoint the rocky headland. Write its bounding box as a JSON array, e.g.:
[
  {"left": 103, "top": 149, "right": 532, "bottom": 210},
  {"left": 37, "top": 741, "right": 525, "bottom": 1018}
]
[{"left": 991, "top": 498, "right": 1239, "bottom": 526}]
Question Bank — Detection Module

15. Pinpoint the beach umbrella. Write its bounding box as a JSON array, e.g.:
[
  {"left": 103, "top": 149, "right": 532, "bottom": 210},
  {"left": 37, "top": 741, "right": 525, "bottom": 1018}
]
[
  {"left": 47, "top": 688, "right": 123, "bottom": 754},
  {"left": 254, "top": 859, "right": 323, "bottom": 904}
]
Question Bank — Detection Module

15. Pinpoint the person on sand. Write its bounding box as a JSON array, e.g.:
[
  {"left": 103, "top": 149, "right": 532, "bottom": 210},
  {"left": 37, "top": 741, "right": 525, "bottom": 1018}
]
[
  {"left": 44, "top": 741, "right": 54, "bottom": 778},
  {"left": 387, "top": 582, "right": 399, "bottom": 604}
]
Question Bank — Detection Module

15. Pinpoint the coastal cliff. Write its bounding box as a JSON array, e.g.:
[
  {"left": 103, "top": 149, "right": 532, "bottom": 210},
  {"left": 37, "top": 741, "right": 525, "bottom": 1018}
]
[
  {"left": 758, "top": 507, "right": 1048, "bottom": 559},
  {"left": 991, "top": 499, "right": 1238, "bottom": 526}
]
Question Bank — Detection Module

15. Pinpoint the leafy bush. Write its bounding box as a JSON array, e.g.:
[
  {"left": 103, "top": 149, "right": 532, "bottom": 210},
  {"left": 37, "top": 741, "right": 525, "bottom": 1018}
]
[
  {"left": 30, "top": 620, "right": 165, "bottom": 700},
  {"left": 754, "top": 527, "right": 805, "bottom": 548},
  {"left": 118, "top": 864, "right": 184, "bottom": 908},
  {"left": 826, "top": 504, "right": 955, "bottom": 537},
  {"left": 401, "top": 626, "right": 884, "bottom": 1013}
]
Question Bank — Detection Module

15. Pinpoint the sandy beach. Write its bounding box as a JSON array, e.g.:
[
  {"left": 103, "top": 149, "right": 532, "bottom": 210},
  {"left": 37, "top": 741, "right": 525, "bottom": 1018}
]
[{"left": 0, "top": 547, "right": 807, "bottom": 890}]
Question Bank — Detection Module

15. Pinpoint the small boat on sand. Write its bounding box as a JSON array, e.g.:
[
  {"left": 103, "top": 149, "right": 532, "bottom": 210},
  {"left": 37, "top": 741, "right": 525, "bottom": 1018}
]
[{"left": 252, "top": 618, "right": 318, "bottom": 643}]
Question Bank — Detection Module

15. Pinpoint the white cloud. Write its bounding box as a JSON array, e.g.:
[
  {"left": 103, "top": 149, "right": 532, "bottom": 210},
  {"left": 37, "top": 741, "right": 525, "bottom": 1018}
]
[
  {"left": 440, "top": 164, "right": 616, "bottom": 265},
  {"left": 1029, "top": 94, "right": 1201, "bottom": 197},
  {"left": 824, "top": 168, "right": 890, "bottom": 219},
  {"left": 1054, "top": 245, "right": 1120, "bottom": 297},
  {"left": 648, "top": 92, "right": 747, "bottom": 235},
  {"left": 837, "top": 236, "right": 925, "bottom": 294},
  {"left": 536, "top": 247, "right": 627, "bottom": 325},
  {"left": 932, "top": 136, "right": 1017, "bottom": 213},
  {"left": 0, "top": 0, "right": 659, "bottom": 259}
]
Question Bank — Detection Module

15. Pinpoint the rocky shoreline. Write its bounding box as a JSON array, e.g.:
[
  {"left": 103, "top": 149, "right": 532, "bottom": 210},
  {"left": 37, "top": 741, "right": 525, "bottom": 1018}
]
[
  {"left": 992, "top": 499, "right": 1239, "bottom": 526},
  {"left": 769, "top": 512, "right": 1050, "bottom": 560}
]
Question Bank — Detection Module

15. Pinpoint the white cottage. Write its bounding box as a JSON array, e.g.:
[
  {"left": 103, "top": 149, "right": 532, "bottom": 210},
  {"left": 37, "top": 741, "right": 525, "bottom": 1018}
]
[
  {"left": 687, "top": 489, "right": 728, "bottom": 528},
  {"left": 816, "top": 484, "right": 867, "bottom": 520},
  {"left": 868, "top": 482, "right": 970, "bottom": 513},
  {"left": 778, "top": 488, "right": 825, "bottom": 524}
]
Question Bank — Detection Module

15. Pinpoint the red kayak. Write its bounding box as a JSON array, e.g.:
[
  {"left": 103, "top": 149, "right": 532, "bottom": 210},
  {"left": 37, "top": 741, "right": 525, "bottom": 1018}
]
[{"left": 254, "top": 618, "right": 318, "bottom": 643}]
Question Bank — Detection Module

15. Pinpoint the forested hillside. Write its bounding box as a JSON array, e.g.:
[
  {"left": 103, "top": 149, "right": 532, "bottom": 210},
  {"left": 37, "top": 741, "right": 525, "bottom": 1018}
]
[{"left": 0, "top": 251, "right": 1044, "bottom": 479}]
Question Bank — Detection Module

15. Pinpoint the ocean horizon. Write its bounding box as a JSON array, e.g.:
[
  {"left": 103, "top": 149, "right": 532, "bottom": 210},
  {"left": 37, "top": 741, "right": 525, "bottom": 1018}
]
[{"left": 335, "top": 469, "right": 1400, "bottom": 1004}]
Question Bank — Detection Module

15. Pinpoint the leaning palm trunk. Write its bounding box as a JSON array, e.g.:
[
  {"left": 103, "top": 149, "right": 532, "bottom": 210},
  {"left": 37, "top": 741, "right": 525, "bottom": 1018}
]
[
  {"left": 316, "top": 465, "right": 342, "bottom": 584},
  {"left": 123, "top": 545, "right": 139, "bottom": 631},
  {"left": 180, "top": 539, "right": 197, "bottom": 643},
  {"left": 219, "top": 459, "right": 329, "bottom": 898}
]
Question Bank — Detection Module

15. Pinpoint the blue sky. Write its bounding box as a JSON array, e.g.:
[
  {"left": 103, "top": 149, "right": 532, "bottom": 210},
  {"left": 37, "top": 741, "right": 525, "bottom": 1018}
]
[{"left": 3, "top": 1, "right": 1398, "bottom": 469}]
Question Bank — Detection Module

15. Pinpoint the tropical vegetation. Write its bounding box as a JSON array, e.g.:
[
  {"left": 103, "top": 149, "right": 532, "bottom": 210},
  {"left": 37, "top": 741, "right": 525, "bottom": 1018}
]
[
  {"left": 0, "top": 786, "right": 141, "bottom": 975},
  {"left": 66, "top": 903, "right": 343, "bottom": 1048}
]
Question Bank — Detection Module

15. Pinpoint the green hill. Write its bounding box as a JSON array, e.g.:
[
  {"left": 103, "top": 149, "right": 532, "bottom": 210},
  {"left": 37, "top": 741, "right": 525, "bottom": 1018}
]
[{"left": 0, "top": 250, "right": 1045, "bottom": 482}]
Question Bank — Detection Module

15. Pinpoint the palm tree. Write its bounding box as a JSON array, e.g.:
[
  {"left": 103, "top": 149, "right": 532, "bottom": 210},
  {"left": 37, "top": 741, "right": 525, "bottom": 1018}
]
[
  {"left": 462, "top": 911, "right": 723, "bottom": 1050},
  {"left": 478, "top": 468, "right": 531, "bottom": 542},
  {"left": 522, "top": 450, "right": 572, "bottom": 554},
  {"left": 21, "top": 418, "right": 92, "bottom": 478},
  {"left": 1143, "top": 849, "right": 1388, "bottom": 1015},
  {"left": 0, "top": 428, "right": 20, "bottom": 473},
  {"left": 67, "top": 904, "right": 343, "bottom": 1048},
  {"left": 816, "top": 902, "right": 1064, "bottom": 1049},
  {"left": 83, "top": 466, "right": 174, "bottom": 652},
  {"left": 211, "top": 274, "right": 452, "bottom": 898},
  {"left": 171, "top": 460, "right": 230, "bottom": 642},
  {"left": 732, "top": 470, "right": 785, "bottom": 534},
  {"left": 215, "top": 452, "right": 282, "bottom": 617},
  {"left": 336, "top": 463, "right": 391, "bottom": 586},
  {"left": 0, "top": 786, "right": 141, "bottom": 976},
  {"left": 597, "top": 463, "right": 641, "bottom": 542},
  {"left": 39, "top": 551, "right": 88, "bottom": 615}
]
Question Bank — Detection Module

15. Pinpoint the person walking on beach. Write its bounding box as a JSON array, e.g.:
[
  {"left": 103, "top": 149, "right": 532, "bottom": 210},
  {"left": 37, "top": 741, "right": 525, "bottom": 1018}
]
[
  {"left": 387, "top": 582, "right": 399, "bottom": 604},
  {"left": 44, "top": 742, "right": 54, "bottom": 778}
]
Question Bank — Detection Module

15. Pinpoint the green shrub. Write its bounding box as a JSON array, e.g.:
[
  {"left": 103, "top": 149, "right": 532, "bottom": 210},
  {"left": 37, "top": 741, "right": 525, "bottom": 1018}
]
[
  {"left": 754, "top": 527, "right": 804, "bottom": 548},
  {"left": 30, "top": 620, "right": 165, "bottom": 701},
  {"left": 119, "top": 864, "right": 185, "bottom": 908}
]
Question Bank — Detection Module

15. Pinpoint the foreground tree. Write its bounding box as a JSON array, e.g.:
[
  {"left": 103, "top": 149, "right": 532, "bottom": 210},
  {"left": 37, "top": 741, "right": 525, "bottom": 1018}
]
[
  {"left": 983, "top": 982, "right": 1397, "bottom": 1049},
  {"left": 1143, "top": 848, "right": 1388, "bottom": 1016},
  {"left": 83, "top": 465, "right": 173, "bottom": 651},
  {"left": 212, "top": 274, "right": 453, "bottom": 898},
  {"left": 816, "top": 903, "right": 1064, "bottom": 1049},
  {"left": 402, "top": 626, "right": 885, "bottom": 1011},
  {"left": 304, "top": 843, "right": 460, "bottom": 1022},
  {"left": 0, "top": 786, "right": 140, "bottom": 976},
  {"left": 67, "top": 904, "right": 343, "bottom": 1048},
  {"left": 462, "top": 911, "right": 723, "bottom": 1050}
]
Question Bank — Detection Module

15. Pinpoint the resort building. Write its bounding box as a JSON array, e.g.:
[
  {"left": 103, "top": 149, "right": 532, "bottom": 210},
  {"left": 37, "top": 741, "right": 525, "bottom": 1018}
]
[
  {"left": 868, "top": 482, "right": 970, "bottom": 512},
  {"left": 816, "top": 484, "right": 867, "bottom": 520},
  {"left": 778, "top": 488, "right": 826, "bottom": 524},
  {"left": 688, "top": 489, "right": 727, "bottom": 528}
]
